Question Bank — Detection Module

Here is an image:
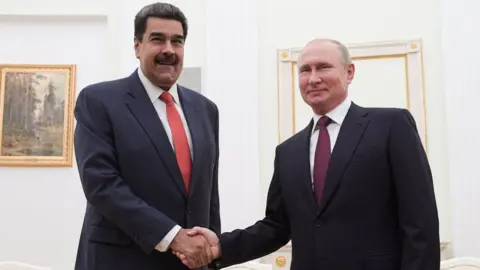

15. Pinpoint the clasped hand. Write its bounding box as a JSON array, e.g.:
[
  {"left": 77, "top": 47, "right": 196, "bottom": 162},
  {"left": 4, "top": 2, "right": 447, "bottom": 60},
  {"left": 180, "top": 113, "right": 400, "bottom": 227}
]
[{"left": 170, "top": 227, "right": 220, "bottom": 269}]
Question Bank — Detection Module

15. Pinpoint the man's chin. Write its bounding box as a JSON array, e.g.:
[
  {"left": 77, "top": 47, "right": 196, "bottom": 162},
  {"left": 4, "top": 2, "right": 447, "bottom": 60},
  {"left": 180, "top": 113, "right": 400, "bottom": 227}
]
[
  {"left": 153, "top": 74, "right": 177, "bottom": 89},
  {"left": 307, "top": 97, "right": 328, "bottom": 107}
]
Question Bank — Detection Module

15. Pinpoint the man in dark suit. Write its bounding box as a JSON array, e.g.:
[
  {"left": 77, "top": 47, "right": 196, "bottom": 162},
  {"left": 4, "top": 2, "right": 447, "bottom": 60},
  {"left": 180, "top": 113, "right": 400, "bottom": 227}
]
[
  {"left": 73, "top": 2, "right": 220, "bottom": 270},
  {"left": 176, "top": 39, "right": 440, "bottom": 270}
]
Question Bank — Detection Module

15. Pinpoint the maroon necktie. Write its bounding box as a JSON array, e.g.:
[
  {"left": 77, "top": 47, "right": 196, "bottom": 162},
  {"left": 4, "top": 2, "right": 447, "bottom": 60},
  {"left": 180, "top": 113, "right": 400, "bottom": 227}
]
[{"left": 313, "top": 116, "right": 332, "bottom": 205}]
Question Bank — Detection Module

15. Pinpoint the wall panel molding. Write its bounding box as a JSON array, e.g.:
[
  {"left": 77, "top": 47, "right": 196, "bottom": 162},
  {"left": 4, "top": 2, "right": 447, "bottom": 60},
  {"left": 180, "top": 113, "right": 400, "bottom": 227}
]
[{"left": 277, "top": 39, "right": 428, "bottom": 151}]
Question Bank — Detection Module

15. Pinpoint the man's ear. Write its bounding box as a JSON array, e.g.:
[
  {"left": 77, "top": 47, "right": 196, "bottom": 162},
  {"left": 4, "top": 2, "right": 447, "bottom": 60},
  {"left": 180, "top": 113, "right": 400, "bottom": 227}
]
[
  {"left": 134, "top": 38, "right": 141, "bottom": 59},
  {"left": 346, "top": 63, "right": 355, "bottom": 84}
]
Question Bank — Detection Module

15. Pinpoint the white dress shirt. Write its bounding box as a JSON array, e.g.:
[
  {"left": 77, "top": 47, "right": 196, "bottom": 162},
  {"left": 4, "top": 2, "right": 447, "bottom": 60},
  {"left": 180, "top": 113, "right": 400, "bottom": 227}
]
[
  {"left": 309, "top": 98, "right": 352, "bottom": 187},
  {"left": 137, "top": 68, "right": 189, "bottom": 252}
]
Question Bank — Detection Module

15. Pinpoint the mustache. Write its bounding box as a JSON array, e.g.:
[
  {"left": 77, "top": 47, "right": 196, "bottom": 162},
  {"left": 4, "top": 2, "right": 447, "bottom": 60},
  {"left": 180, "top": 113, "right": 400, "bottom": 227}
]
[{"left": 154, "top": 54, "right": 178, "bottom": 65}]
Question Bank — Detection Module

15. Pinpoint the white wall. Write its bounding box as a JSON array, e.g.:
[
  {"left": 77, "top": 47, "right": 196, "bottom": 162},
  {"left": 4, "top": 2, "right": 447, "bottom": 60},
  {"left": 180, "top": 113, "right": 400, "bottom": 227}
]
[
  {"left": 0, "top": 13, "right": 109, "bottom": 270},
  {"left": 256, "top": 0, "right": 452, "bottom": 244},
  {"left": 204, "top": 0, "right": 262, "bottom": 231},
  {"left": 441, "top": 0, "right": 480, "bottom": 257},
  {"left": 0, "top": 0, "right": 262, "bottom": 269}
]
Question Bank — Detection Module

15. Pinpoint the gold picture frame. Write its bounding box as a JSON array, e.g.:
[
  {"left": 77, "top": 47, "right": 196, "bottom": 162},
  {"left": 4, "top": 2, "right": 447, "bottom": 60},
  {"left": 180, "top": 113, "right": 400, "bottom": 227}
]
[{"left": 0, "top": 64, "right": 76, "bottom": 166}]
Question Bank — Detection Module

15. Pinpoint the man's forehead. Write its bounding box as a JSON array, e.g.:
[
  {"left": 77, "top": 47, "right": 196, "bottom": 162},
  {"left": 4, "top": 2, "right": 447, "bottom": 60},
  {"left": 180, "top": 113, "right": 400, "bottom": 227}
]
[{"left": 146, "top": 18, "right": 183, "bottom": 35}]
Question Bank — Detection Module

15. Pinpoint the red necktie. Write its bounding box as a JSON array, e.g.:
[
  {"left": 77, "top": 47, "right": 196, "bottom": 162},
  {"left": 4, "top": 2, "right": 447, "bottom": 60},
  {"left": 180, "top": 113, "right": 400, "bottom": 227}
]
[
  {"left": 313, "top": 116, "right": 331, "bottom": 205},
  {"left": 160, "top": 92, "right": 192, "bottom": 193}
]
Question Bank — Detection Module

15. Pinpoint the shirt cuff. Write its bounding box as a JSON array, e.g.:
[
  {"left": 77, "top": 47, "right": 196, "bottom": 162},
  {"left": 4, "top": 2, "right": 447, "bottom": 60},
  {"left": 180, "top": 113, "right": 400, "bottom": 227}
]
[{"left": 155, "top": 225, "right": 182, "bottom": 252}]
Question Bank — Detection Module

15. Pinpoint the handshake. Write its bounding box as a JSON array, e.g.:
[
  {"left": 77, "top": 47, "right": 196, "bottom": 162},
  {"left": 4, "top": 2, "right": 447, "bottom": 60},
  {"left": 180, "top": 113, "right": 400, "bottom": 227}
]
[{"left": 170, "top": 227, "right": 220, "bottom": 269}]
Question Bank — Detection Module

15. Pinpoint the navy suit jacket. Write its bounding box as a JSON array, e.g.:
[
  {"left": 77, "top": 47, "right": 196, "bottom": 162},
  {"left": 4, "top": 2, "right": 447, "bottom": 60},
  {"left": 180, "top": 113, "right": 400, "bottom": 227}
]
[
  {"left": 73, "top": 70, "right": 220, "bottom": 270},
  {"left": 214, "top": 104, "right": 440, "bottom": 270}
]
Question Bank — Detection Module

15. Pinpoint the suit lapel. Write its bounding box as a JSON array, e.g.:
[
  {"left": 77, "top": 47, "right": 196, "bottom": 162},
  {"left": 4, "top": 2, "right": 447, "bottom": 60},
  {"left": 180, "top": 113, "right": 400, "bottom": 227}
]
[
  {"left": 318, "top": 103, "right": 369, "bottom": 216},
  {"left": 295, "top": 121, "right": 320, "bottom": 213},
  {"left": 177, "top": 86, "right": 206, "bottom": 197},
  {"left": 124, "top": 71, "right": 187, "bottom": 198}
]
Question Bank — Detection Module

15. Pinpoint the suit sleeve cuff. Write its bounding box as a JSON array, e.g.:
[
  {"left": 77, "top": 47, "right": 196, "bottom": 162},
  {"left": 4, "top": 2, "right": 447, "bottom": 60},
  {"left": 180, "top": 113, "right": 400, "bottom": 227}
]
[{"left": 154, "top": 225, "right": 182, "bottom": 252}]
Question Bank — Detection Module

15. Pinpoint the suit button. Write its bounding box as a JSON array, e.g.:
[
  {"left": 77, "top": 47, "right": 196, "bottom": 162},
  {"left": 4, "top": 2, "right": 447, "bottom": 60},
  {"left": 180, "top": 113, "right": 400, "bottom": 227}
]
[{"left": 315, "top": 221, "right": 322, "bottom": 227}]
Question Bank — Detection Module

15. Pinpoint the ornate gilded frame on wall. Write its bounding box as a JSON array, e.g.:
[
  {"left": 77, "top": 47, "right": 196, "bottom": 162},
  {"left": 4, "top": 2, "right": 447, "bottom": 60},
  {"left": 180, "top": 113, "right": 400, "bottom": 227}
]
[
  {"left": 0, "top": 64, "right": 76, "bottom": 166},
  {"left": 277, "top": 39, "right": 428, "bottom": 152}
]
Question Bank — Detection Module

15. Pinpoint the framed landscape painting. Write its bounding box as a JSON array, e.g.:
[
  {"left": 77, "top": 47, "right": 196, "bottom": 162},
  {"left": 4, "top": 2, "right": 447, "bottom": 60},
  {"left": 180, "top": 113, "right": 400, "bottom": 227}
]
[{"left": 0, "top": 64, "right": 76, "bottom": 166}]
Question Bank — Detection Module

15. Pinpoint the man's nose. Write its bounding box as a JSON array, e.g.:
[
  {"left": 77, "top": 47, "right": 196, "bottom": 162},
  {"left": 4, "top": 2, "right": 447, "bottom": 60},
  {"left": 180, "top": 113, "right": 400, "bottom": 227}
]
[
  {"left": 308, "top": 72, "right": 322, "bottom": 84},
  {"left": 162, "top": 41, "right": 174, "bottom": 54}
]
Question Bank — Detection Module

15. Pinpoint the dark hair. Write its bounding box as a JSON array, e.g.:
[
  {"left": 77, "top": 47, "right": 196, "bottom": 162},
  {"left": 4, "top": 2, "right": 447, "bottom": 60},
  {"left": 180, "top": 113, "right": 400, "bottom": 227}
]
[{"left": 134, "top": 2, "right": 188, "bottom": 41}]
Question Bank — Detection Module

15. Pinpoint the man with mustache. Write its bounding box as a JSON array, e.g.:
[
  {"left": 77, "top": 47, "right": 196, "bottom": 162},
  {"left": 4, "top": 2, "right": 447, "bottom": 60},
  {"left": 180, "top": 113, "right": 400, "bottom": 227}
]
[
  {"left": 73, "top": 2, "right": 220, "bottom": 270},
  {"left": 176, "top": 39, "right": 440, "bottom": 270}
]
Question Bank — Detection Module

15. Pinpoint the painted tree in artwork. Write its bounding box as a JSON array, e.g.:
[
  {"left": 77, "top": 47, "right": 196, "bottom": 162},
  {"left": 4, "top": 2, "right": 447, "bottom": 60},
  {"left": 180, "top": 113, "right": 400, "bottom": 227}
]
[
  {"left": 57, "top": 100, "right": 65, "bottom": 123},
  {"left": 42, "top": 81, "right": 57, "bottom": 126},
  {"left": 0, "top": 72, "right": 64, "bottom": 156},
  {"left": 2, "top": 72, "right": 42, "bottom": 137}
]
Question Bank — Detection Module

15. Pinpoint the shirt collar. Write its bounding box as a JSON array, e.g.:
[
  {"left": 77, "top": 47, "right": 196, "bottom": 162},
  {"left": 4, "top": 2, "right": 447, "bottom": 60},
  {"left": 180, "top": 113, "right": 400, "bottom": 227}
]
[
  {"left": 137, "top": 68, "right": 179, "bottom": 104},
  {"left": 312, "top": 97, "right": 352, "bottom": 134}
]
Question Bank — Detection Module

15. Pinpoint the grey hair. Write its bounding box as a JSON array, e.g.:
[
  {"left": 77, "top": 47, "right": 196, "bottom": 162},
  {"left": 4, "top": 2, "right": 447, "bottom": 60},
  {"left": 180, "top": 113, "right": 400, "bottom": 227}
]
[{"left": 303, "top": 38, "right": 352, "bottom": 65}]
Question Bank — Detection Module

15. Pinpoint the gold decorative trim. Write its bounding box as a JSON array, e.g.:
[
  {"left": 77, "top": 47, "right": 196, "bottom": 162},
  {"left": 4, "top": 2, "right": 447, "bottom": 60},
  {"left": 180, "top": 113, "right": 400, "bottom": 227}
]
[
  {"left": 419, "top": 40, "right": 428, "bottom": 152},
  {"left": 290, "top": 63, "right": 296, "bottom": 133},
  {"left": 275, "top": 256, "right": 287, "bottom": 267},
  {"left": 276, "top": 50, "right": 281, "bottom": 143},
  {"left": 289, "top": 54, "right": 412, "bottom": 137},
  {"left": 277, "top": 39, "right": 428, "bottom": 152}
]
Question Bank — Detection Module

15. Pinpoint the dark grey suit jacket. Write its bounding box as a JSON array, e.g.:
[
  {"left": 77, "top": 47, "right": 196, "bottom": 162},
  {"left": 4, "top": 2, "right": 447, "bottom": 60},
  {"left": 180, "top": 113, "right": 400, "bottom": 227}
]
[
  {"left": 74, "top": 70, "right": 221, "bottom": 270},
  {"left": 213, "top": 103, "right": 440, "bottom": 270}
]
